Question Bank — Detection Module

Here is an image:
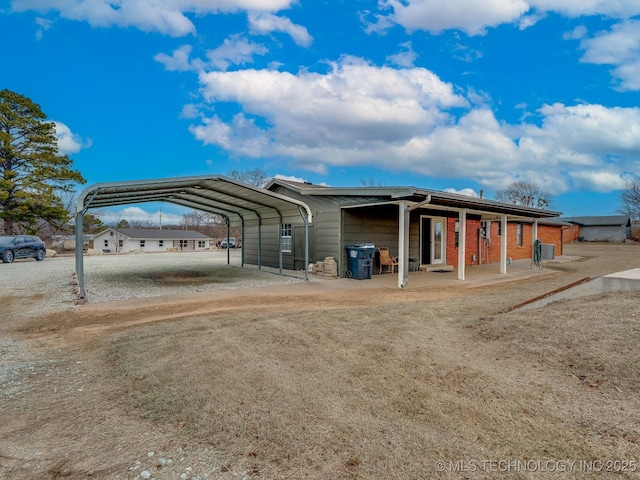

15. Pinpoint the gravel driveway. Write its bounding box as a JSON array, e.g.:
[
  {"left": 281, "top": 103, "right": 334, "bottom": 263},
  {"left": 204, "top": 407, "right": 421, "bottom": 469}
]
[{"left": 0, "top": 250, "right": 305, "bottom": 318}]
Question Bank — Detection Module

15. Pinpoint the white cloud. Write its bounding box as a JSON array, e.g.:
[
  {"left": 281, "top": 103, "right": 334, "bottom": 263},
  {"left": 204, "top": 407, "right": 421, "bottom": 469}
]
[
  {"left": 180, "top": 103, "right": 201, "bottom": 119},
  {"left": 569, "top": 170, "right": 630, "bottom": 192},
  {"left": 155, "top": 36, "right": 268, "bottom": 73},
  {"left": 12, "top": 0, "right": 297, "bottom": 36},
  {"left": 274, "top": 174, "right": 308, "bottom": 183},
  {"left": 579, "top": 20, "right": 640, "bottom": 91},
  {"left": 206, "top": 34, "right": 269, "bottom": 70},
  {"left": 248, "top": 12, "right": 312, "bottom": 47},
  {"left": 154, "top": 44, "right": 195, "bottom": 71},
  {"left": 528, "top": 0, "right": 640, "bottom": 19},
  {"left": 387, "top": 42, "right": 418, "bottom": 67},
  {"left": 563, "top": 24, "right": 587, "bottom": 40},
  {"left": 380, "top": 0, "right": 640, "bottom": 36},
  {"left": 443, "top": 187, "right": 479, "bottom": 197},
  {"left": 54, "top": 121, "right": 91, "bottom": 154},
  {"left": 98, "top": 207, "right": 183, "bottom": 226},
  {"left": 384, "top": 0, "right": 530, "bottom": 36},
  {"left": 187, "top": 56, "right": 640, "bottom": 195}
]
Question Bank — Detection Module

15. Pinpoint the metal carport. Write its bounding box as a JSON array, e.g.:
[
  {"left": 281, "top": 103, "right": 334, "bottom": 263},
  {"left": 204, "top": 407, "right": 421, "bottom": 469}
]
[{"left": 75, "top": 175, "right": 313, "bottom": 300}]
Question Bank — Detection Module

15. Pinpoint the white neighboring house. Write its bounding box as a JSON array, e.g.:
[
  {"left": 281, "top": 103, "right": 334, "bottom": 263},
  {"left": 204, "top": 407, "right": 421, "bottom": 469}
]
[{"left": 92, "top": 228, "right": 214, "bottom": 253}]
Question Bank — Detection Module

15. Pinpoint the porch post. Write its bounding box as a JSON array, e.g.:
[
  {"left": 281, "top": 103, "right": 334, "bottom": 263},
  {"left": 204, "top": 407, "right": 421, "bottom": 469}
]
[
  {"left": 531, "top": 219, "right": 538, "bottom": 268},
  {"left": 500, "top": 214, "right": 508, "bottom": 274},
  {"left": 398, "top": 201, "right": 409, "bottom": 288},
  {"left": 458, "top": 209, "right": 467, "bottom": 280}
]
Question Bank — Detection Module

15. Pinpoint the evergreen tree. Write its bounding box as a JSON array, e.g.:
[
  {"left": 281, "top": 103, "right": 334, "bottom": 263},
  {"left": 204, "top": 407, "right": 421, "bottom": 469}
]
[{"left": 0, "top": 89, "right": 85, "bottom": 235}]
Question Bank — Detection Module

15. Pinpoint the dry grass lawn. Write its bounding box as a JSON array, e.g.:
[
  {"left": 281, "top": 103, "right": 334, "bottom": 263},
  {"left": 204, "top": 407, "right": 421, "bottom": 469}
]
[{"left": 2, "top": 243, "right": 640, "bottom": 479}]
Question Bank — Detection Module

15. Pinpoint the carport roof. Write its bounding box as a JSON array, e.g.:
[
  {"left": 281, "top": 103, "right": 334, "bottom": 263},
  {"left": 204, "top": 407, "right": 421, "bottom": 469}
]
[{"left": 77, "top": 175, "right": 313, "bottom": 226}]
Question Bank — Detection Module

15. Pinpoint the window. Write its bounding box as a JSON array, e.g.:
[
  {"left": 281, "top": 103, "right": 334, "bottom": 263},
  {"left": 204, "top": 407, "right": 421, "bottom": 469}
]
[
  {"left": 140, "top": 240, "right": 145, "bottom": 248},
  {"left": 454, "top": 222, "right": 460, "bottom": 247},
  {"left": 516, "top": 224, "right": 523, "bottom": 247},
  {"left": 104, "top": 239, "right": 109, "bottom": 247},
  {"left": 497, "top": 222, "right": 502, "bottom": 236},
  {"left": 281, "top": 223, "right": 292, "bottom": 252},
  {"left": 198, "top": 240, "right": 206, "bottom": 248},
  {"left": 180, "top": 240, "right": 188, "bottom": 249},
  {"left": 119, "top": 240, "right": 123, "bottom": 248},
  {"left": 159, "top": 240, "right": 164, "bottom": 247}
]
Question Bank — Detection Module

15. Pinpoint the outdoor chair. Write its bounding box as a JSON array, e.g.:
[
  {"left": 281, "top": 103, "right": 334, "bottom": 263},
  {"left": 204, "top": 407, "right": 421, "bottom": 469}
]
[{"left": 378, "top": 246, "right": 399, "bottom": 275}]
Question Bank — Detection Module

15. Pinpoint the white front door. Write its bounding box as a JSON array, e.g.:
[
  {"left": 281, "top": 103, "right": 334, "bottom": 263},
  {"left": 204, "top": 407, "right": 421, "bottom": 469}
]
[
  {"left": 431, "top": 217, "right": 445, "bottom": 264},
  {"left": 420, "top": 216, "right": 446, "bottom": 265}
]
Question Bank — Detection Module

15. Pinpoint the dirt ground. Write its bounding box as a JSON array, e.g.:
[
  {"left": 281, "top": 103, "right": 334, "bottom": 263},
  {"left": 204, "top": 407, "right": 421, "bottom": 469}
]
[{"left": 1, "top": 243, "right": 640, "bottom": 479}]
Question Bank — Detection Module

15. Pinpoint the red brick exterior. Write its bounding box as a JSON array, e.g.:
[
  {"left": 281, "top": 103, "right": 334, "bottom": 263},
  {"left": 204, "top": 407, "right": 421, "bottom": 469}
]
[{"left": 444, "top": 220, "right": 563, "bottom": 266}]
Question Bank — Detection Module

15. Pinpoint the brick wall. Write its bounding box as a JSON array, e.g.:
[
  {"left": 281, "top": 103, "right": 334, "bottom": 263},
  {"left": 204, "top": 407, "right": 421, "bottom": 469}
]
[{"left": 445, "top": 220, "right": 564, "bottom": 266}]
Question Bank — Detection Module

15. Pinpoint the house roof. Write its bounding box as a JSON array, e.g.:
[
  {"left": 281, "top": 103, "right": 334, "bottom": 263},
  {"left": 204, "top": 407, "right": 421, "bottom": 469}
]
[
  {"left": 558, "top": 215, "right": 631, "bottom": 226},
  {"left": 95, "top": 228, "right": 212, "bottom": 240},
  {"left": 77, "top": 175, "right": 313, "bottom": 227},
  {"left": 266, "top": 179, "right": 561, "bottom": 220}
]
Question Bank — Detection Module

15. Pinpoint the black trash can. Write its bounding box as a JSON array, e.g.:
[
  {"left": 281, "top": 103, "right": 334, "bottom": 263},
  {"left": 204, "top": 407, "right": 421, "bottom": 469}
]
[{"left": 345, "top": 243, "right": 376, "bottom": 279}]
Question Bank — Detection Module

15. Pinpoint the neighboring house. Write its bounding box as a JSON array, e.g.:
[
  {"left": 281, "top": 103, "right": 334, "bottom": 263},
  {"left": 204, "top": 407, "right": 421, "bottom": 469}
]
[
  {"left": 239, "top": 179, "right": 563, "bottom": 277},
  {"left": 92, "top": 228, "right": 213, "bottom": 253},
  {"left": 558, "top": 215, "right": 631, "bottom": 243}
]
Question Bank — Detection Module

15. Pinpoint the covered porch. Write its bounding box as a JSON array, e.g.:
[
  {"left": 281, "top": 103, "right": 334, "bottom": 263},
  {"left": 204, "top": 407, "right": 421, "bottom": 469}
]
[{"left": 341, "top": 191, "right": 560, "bottom": 289}]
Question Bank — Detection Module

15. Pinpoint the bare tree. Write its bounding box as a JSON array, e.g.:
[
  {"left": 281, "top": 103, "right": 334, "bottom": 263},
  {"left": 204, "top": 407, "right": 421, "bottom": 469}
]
[
  {"left": 227, "top": 168, "right": 270, "bottom": 187},
  {"left": 360, "top": 177, "right": 386, "bottom": 187},
  {"left": 495, "top": 181, "right": 552, "bottom": 209},
  {"left": 620, "top": 175, "right": 640, "bottom": 221},
  {"left": 181, "top": 210, "right": 222, "bottom": 235}
]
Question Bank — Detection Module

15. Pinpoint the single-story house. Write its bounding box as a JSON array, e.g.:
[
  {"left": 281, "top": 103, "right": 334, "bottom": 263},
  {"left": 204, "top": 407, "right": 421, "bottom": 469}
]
[
  {"left": 558, "top": 215, "right": 631, "bottom": 242},
  {"left": 92, "top": 228, "right": 213, "bottom": 253},
  {"left": 74, "top": 175, "right": 564, "bottom": 296},
  {"left": 238, "top": 179, "right": 563, "bottom": 284}
]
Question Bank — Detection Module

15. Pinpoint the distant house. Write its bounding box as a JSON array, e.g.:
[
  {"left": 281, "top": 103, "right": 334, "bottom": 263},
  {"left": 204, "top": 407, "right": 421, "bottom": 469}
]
[
  {"left": 558, "top": 215, "right": 631, "bottom": 242},
  {"left": 92, "top": 228, "right": 213, "bottom": 253}
]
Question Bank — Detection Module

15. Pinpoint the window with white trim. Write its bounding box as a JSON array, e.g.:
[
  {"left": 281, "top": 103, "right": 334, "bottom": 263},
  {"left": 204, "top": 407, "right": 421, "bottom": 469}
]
[
  {"left": 281, "top": 224, "right": 292, "bottom": 252},
  {"left": 198, "top": 240, "right": 206, "bottom": 248},
  {"left": 516, "top": 224, "right": 523, "bottom": 247},
  {"left": 104, "top": 239, "right": 109, "bottom": 247},
  {"left": 140, "top": 240, "right": 145, "bottom": 248},
  {"left": 159, "top": 240, "right": 164, "bottom": 247}
]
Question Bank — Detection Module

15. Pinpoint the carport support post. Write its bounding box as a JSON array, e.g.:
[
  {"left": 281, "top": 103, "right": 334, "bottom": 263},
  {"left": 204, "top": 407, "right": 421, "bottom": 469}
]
[
  {"left": 398, "top": 201, "right": 409, "bottom": 289},
  {"left": 299, "top": 205, "right": 309, "bottom": 281},
  {"left": 500, "top": 214, "right": 508, "bottom": 274},
  {"left": 458, "top": 209, "right": 467, "bottom": 280},
  {"left": 241, "top": 219, "right": 245, "bottom": 267},
  {"left": 75, "top": 211, "right": 85, "bottom": 299},
  {"left": 226, "top": 220, "right": 230, "bottom": 265}
]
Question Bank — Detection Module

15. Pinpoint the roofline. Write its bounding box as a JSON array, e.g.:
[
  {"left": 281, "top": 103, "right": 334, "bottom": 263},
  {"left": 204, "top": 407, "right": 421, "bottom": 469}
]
[{"left": 268, "top": 178, "right": 561, "bottom": 219}]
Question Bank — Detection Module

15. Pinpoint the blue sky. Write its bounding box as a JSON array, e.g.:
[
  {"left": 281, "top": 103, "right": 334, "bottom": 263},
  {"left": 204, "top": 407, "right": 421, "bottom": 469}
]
[{"left": 2, "top": 0, "right": 640, "bottom": 225}]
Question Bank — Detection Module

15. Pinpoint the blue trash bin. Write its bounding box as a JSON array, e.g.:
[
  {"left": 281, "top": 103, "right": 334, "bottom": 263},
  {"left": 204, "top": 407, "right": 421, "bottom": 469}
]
[{"left": 345, "top": 243, "right": 376, "bottom": 279}]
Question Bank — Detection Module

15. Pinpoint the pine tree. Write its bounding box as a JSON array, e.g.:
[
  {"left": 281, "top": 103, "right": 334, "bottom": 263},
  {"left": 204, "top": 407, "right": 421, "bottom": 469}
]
[{"left": 0, "top": 89, "right": 85, "bottom": 235}]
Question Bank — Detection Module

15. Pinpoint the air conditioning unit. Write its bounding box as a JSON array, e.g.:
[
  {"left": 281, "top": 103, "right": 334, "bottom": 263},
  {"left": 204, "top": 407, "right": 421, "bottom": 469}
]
[{"left": 541, "top": 244, "right": 555, "bottom": 260}]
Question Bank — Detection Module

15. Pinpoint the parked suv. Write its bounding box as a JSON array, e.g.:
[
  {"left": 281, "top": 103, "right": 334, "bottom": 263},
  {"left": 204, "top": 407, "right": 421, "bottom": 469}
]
[{"left": 0, "top": 235, "right": 47, "bottom": 263}]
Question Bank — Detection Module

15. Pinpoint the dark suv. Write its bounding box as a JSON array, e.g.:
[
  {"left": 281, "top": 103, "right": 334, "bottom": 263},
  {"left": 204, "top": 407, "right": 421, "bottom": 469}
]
[{"left": 0, "top": 235, "right": 47, "bottom": 263}]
